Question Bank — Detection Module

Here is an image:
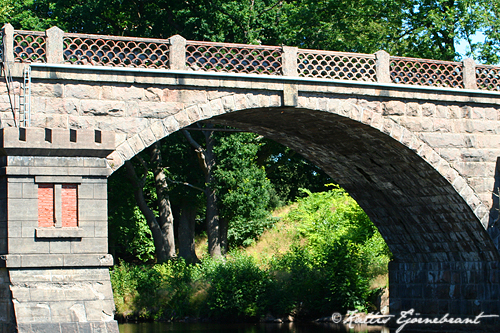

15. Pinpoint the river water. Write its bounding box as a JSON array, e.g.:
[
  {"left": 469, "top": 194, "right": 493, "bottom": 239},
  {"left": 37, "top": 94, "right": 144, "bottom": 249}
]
[{"left": 119, "top": 322, "right": 388, "bottom": 333}]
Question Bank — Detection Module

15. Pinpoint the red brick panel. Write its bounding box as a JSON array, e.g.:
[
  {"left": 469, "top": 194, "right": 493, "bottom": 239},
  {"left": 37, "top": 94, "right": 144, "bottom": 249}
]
[
  {"left": 62, "top": 184, "right": 78, "bottom": 227},
  {"left": 38, "top": 184, "right": 54, "bottom": 227}
]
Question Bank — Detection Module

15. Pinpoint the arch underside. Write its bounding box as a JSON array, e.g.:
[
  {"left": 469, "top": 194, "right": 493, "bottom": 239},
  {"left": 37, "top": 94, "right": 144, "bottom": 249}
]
[{"left": 209, "top": 107, "right": 499, "bottom": 263}]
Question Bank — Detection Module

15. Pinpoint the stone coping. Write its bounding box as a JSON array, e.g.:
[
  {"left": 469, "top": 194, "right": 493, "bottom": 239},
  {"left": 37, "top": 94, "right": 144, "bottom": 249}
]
[
  {"left": 0, "top": 128, "right": 115, "bottom": 157},
  {"left": 6, "top": 62, "right": 499, "bottom": 105},
  {"left": 35, "top": 227, "right": 85, "bottom": 239},
  {"left": 0, "top": 254, "right": 113, "bottom": 268}
]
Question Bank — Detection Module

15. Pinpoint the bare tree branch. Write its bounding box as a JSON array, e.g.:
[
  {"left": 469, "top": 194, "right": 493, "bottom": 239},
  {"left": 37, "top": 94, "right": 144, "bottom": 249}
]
[
  {"left": 166, "top": 177, "right": 206, "bottom": 192},
  {"left": 182, "top": 129, "right": 209, "bottom": 174}
]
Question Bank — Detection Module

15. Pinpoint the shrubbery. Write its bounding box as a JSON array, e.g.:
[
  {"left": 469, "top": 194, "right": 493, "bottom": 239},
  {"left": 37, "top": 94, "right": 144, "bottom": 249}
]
[{"left": 110, "top": 187, "right": 391, "bottom": 321}]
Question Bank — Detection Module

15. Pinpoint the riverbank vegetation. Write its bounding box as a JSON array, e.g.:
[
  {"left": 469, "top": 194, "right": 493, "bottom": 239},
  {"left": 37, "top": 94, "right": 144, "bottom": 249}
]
[{"left": 110, "top": 187, "right": 391, "bottom": 322}]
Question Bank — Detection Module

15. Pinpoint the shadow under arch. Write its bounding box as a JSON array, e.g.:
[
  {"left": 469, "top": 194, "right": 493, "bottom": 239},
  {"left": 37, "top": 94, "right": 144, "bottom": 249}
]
[
  {"left": 206, "top": 107, "right": 498, "bottom": 264},
  {"left": 207, "top": 106, "right": 500, "bottom": 319},
  {"left": 109, "top": 104, "right": 500, "bottom": 318}
]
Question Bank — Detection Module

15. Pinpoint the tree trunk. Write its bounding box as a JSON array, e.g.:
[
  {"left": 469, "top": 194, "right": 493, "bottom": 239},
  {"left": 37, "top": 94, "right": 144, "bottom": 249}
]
[
  {"left": 204, "top": 126, "right": 222, "bottom": 257},
  {"left": 178, "top": 202, "right": 199, "bottom": 263},
  {"left": 125, "top": 160, "right": 169, "bottom": 262},
  {"left": 125, "top": 148, "right": 177, "bottom": 263},
  {"left": 220, "top": 217, "right": 228, "bottom": 255},
  {"left": 149, "top": 142, "right": 177, "bottom": 259},
  {"left": 181, "top": 125, "right": 223, "bottom": 257}
]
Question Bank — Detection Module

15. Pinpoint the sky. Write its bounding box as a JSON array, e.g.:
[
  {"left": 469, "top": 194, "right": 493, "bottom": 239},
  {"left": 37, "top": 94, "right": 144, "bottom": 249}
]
[{"left": 455, "top": 32, "right": 486, "bottom": 62}]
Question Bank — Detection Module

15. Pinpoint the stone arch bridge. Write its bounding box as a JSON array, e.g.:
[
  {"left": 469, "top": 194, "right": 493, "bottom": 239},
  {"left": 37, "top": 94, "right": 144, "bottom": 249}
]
[{"left": 1, "top": 24, "right": 500, "bottom": 332}]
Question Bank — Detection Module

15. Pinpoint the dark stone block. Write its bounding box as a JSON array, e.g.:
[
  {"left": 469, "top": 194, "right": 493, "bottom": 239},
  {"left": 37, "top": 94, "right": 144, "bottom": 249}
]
[
  {"left": 16, "top": 324, "right": 33, "bottom": 333},
  {"left": 438, "top": 300, "right": 450, "bottom": 314},
  {"left": 449, "top": 301, "right": 462, "bottom": 315},
  {"left": 390, "top": 299, "right": 402, "bottom": 313},
  {"left": 424, "top": 285, "right": 436, "bottom": 299},
  {"left": 90, "top": 322, "right": 106, "bottom": 333},
  {"left": 412, "top": 285, "right": 423, "bottom": 299},
  {"left": 437, "top": 285, "right": 451, "bottom": 299},
  {"left": 465, "top": 284, "right": 478, "bottom": 299},
  {"left": 451, "top": 271, "right": 461, "bottom": 284},
  {"left": 60, "top": 323, "right": 79, "bottom": 333},
  {"left": 78, "top": 323, "right": 92, "bottom": 333},
  {"left": 105, "top": 321, "right": 120, "bottom": 333},
  {"left": 30, "top": 323, "right": 60, "bottom": 333},
  {"left": 490, "top": 283, "right": 499, "bottom": 298},
  {"left": 401, "top": 299, "right": 413, "bottom": 310}
]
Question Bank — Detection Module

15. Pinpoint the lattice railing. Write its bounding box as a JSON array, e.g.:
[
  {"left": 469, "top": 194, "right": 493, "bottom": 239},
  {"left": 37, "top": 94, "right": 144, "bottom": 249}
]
[
  {"left": 63, "top": 33, "right": 170, "bottom": 68},
  {"left": 186, "top": 41, "right": 282, "bottom": 75},
  {"left": 298, "top": 50, "right": 376, "bottom": 82},
  {"left": 13, "top": 30, "right": 47, "bottom": 63},
  {"left": 390, "top": 57, "right": 464, "bottom": 88},
  {"left": 476, "top": 65, "right": 500, "bottom": 91},
  {"left": 7, "top": 26, "right": 500, "bottom": 92}
]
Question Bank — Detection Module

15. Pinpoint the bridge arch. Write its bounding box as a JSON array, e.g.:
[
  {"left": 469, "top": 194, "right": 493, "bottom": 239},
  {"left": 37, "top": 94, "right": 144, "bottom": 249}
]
[{"left": 107, "top": 94, "right": 497, "bottom": 263}]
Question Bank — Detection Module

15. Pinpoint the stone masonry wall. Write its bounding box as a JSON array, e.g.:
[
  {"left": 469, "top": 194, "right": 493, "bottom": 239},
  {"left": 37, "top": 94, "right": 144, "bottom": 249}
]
[
  {"left": 0, "top": 56, "right": 498, "bottom": 324},
  {"left": 4, "top": 156, "right": 109, "bottom": 262},
  {"left": 0, "top": 268, "right": 16, "bottom": 333},
  {"left": 9, "top": 267, "right": 117, "bottom": 333},
  {"left": 213, "top": 107, "right": 499, "bottom": 263},
  {"left": 0, "top": 178, "right": 6, "bottom": 255},
  {"left": 0, "top": 128, "right": 118, "bottom": 332},
  {"left": 389, "top": 261, "right": 500, "bottom": 322}
]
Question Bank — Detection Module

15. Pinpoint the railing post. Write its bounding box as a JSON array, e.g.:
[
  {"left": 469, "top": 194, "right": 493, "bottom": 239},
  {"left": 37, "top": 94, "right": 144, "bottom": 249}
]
[
  {"left": 2, "top": 23, "right": 14, "bottom": 63},
  {"left": 169, "top": 35, "right": 186, "bottom": 70},
  {"left": 46, "top": 26, "right": 64, "bottom": 64},
  {"left": 282, "top": 46, "right": 298, "bottom": 76},
  {"left": 375, "top": 50, "right": 391, "bottom": 83},
  {"left": 463, "top": 58, "right": 477, "bottom": 90}
]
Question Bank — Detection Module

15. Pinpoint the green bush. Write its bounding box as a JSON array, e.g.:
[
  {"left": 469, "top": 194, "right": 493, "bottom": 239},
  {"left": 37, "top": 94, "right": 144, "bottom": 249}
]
[{"left": 200, "top": 252, "right": 272, "bottom": 319}]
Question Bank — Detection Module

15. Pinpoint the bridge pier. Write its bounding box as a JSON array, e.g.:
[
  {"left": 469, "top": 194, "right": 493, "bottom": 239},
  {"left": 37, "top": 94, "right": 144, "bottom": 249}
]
[
  {"left": 389, "top": 260, "right": 500, "bottom": 321},
  {"left": 0, "top": 128, "right": 118, "bottom": 333}
]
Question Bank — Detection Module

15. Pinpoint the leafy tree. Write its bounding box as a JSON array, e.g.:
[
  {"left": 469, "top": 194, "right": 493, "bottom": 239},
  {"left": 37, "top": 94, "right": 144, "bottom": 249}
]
[
  {"left": 257, "top": 138, "right": 332, "bottom": 203},
  {"left": 393, "top": 0, "right": 485, "bottom": 60},
  {"left": 181, "top": 125, "right": 224, "bottom": 258},
  {"left": 268, "top": 186, "right": 391, "bottom": 315},
  {"left": 477, "top": 0, "right": 500, "bottom": 63},
  {"left": 213, "top": 132, "right": 276, "bottom": 249}
]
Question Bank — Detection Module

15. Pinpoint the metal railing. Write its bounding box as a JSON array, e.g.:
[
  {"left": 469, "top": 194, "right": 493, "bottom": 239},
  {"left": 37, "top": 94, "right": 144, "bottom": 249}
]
[
  {"left": 63, "top": 33, "right": 170, "bottom": 68},
  {"left": 0, "top": 24, "right": 495, "bottom": 91}
]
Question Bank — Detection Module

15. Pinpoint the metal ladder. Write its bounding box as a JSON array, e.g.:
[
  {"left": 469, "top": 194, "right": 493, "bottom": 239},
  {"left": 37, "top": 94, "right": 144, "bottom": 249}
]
[
  {"left": 2, "top": 62, "right": 31, "bottom": 127},
  {"left": 18, "top": 66, "right": 31, "bottom": 127}
]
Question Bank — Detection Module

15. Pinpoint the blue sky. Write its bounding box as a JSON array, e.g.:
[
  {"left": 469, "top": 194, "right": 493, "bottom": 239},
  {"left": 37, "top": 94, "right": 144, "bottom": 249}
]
[{"left": 455, "top": 32, "right": 486, "bottom": 61}]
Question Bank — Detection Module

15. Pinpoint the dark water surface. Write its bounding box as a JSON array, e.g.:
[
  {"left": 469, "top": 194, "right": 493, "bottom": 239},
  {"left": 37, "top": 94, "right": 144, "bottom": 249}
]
[
  {"left": 119, "top": 321, "right": 495, "bottom": 333},
  {"left": 119, "top": 322, "right": 387, "bottom": 333}
]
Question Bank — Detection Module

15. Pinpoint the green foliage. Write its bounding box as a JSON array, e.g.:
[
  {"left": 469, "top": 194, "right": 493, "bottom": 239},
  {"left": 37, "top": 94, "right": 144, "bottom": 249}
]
[
  {"left": 111, "top": 188, "right": 391, "bottom": 321},
  {"left": 266, "top": 186, "right": 390, "bottom": 316},
  {"left": 258, "top": 139, "right": 333, "bottom": 203},
  {"left": 10, "top": 0, "right": 500, "bottom": 64},
  {"left": 200, "top": 253, "right": 272, "bottom": 318},
  {"left": 213, "top": 132, "right": 277, "bottom": 248},
  {"left": 108, "top": 167, "right": 155, "bottom": 263},
  {"left": 111, "top": 258, "right": 204, "bottom": 320}
]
